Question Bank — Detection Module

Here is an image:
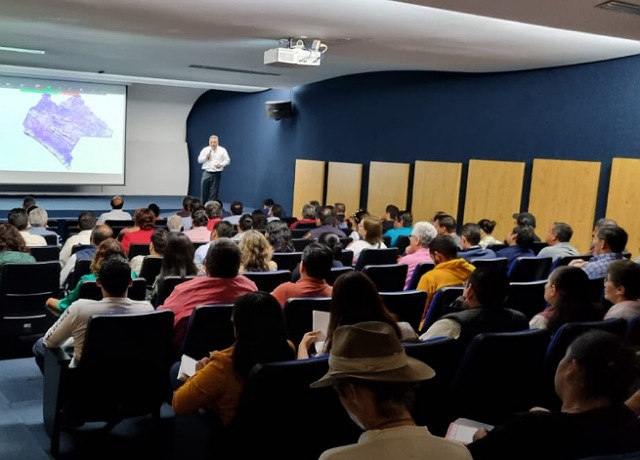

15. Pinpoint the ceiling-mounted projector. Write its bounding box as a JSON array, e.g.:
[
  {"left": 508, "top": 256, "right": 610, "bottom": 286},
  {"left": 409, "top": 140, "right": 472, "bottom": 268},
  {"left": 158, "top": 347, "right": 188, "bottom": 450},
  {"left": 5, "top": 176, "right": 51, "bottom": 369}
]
[{"left": 264, "top": 38, "right": 327, "bottom": 67}]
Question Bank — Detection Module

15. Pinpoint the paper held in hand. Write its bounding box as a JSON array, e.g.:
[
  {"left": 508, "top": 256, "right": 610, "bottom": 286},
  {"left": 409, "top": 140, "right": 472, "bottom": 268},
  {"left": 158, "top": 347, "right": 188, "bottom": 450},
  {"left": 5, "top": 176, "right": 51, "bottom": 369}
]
[
  {"left": 446, "top": 418, "right": 494, "bottom": 444},
  {"left": 312, "top": 310, "right": 330, "bottom": 341},
  {"left": 177, "top": 354, "right": 197, "bottom": 382}
]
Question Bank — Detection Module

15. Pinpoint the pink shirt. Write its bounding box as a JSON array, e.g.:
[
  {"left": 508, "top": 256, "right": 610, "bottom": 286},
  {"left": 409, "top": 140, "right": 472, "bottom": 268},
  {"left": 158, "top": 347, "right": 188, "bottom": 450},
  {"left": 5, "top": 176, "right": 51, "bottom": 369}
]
[
  {"left": 184, "top": 226, "right": 212, "bottom": 243},
  {"left": 158, "top": 275, "right": 258, "bottom": 326},
  {"left": 399, "top": 247, "right": 433, "bottom": 289}
]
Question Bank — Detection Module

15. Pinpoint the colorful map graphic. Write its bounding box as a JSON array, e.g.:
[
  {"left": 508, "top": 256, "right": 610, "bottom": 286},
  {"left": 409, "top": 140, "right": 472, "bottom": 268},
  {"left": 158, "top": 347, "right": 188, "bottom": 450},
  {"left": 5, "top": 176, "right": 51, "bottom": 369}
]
[{"left": 23, "top": 94, "right": 113, "bottom": 168}]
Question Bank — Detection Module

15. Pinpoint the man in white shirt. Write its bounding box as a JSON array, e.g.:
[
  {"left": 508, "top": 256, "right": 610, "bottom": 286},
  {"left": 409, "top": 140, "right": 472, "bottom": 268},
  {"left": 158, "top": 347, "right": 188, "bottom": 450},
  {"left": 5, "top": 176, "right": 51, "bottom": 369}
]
[
  {"left": 97, "top": 195, "right": 132, "bottom": 225},
  {"left": 198, "top": 135, "right": 230, "bottom": 204},
  {"left": 33, "top": 254, "right": 154, "bottom": 373},
  {"left": 59, "top": 211, "right": 97, "bottom": 265}
]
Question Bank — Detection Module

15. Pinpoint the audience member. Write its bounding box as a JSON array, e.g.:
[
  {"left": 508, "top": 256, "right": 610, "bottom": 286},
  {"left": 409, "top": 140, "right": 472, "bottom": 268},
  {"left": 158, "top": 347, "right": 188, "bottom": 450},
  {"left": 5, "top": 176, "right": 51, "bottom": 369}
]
[
  {"left": 238, "top": 230, "right": 277, "bottom": 272},
  {"left": 381, "top": 204, "right": 400, "bottom": 233},
  {"left": 250, "top": 209, "right": 268, "bottom": 233},
  {"left": 194, "top": 220, "right": 233, "bottom": 266},
  {"left": 46, "top": 238, "right": 133, "bottom": 314},
  {"left": 204, "top": 200, "right": 223, "bottom": 231},
  {"left": 477, "top": 219, "right": 500, "bottom": 248},
  {"left": 536, "top": 222, "right": 579, "bottom": 261},
  {"left": 59, "top": 211, "right": 97, "bottom": 265},
  {"left": 529, "top": 266, "right": 604, "bottom": 332},
  {"left": 383, "top": 210, "right": 413, "bottom": 247},
  {"left": 291, "top": 203, "right": 318, "bottom": 229},
  {"left": 267, "top": 203, "right": 284, "bottom": 222},
  {"left": 603, "top": 259, "right": 640, "bottom": 320},
  {"left": 347, "top": 216, "right": 387, "bottom": 266},
  {"left": 120, "top": 207, "right": 156, "bottom": 255},
  {"left": 171, "top": 292, "right": 295, "bottom": 423},
  {"left": 166, "top": 214, "right": 183, "bottom": 232},
  {"left": 262, "top": 198, "right": 274, "bottom": 217},
  {"left": 305, "top": 206, "right": 346, "bottom": 239},
  {"left": 266, "top": 219, "right": 295, "bottom": 252},
  {"left": 232, "top": 214, "right": 253, "bottom": 243},
  {"left": 0, "top": 223, "right": 36, "bottom": 271},
  {"left": 22, "top": 195, "right": 36, "bottom": 211},
  {"left": 346, "top": 209, "right": 369, "bottom": 242},
  {"left": 310, "top": 321, "right": 472, "bottom": 460},
  {"left": 183, "top": 209, "right": 211, "bottom": 243},
  {"left": 434, "top": 214, "right": 461, "bottom": 248},
  {"left": 33, "top": 255, "right": 153, "bottom": 373},
  {"left": 148, "top": 202, "right": 164, "bottom": 221},
  {"left": 495, "top": 225, "right": 535, "bottom": 268},
  {"left": 149, "top": 232, "right": 199, "bottom": 307},
  {"left": 417, "top": 235, "right": 475, "bottom": 330},
  {"left": 467, "top": 330, "right": 640, "bottom": 460},
  {"left": 176, "top": 196, "right": 193, "bottom": 218},
  {"left": 459, "top": 223, "right": 497, "bottom": 261},
  {"left": 290, "top": 231, "right": 345, "bottom": 282},
  {"left": 298, "top": 270, "right": 416, "bottom": 359},
  {"left": 223, "top": 201, "right": 244, "bottom": 226},
  {"left": 271, "top": 242, "right": 334, "bottom": 307},
  {"left": 96, "top": 195, "right": 132, "bottom": 224},
  {"left": 8, "top": 208, "right": 46, "bottom": 247},
  {"left": 398, "top": 221, "right": 437, "bottom": 289},
  {"left": 570, "top": 225, "right": 628, "bottom": 280},
  {"left": 512, "top": 211, "right": 541, "bottom": 243},
  {"left": 590, "top": 218, "right": 618, "bottom": 255},
  {"left": 419, "top": 268, "right": 528, "bottom": 347},
  {"left": 334, "top": 202, "right": 348, "bottom": 230},
  {"left": 27, "top": 207, "right": 60, "bottom": 245},
  {"left": 129, "top": 226, "right": 168, "bottom": 276},
  {"left": 59, "top": 224, "right": 113, "bottom": 289},
  {"left": 157, "top": 238, "right": 257, "bottom": 329}
]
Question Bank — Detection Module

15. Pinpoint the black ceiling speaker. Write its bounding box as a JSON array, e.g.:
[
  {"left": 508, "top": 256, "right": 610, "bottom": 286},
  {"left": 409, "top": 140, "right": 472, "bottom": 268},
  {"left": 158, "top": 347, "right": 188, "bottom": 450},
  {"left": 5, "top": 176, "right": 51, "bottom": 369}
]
[{"left": 265, "top": 100, "right": 293, "bottom": 120}]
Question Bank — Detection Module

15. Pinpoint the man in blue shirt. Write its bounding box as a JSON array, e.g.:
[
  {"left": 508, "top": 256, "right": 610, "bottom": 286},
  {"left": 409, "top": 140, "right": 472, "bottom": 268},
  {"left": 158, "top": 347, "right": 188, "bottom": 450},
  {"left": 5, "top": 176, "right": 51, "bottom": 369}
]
[{"left": 570, "top": 225, "right": 627, "bottom": 279}]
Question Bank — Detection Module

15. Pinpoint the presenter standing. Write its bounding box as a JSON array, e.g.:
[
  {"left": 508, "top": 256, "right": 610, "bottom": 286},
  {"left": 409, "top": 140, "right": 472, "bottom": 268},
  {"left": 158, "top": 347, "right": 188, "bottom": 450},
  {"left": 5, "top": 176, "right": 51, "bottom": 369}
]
[{"left": 198, "top": 135, "right": 230, "bottom": 204}]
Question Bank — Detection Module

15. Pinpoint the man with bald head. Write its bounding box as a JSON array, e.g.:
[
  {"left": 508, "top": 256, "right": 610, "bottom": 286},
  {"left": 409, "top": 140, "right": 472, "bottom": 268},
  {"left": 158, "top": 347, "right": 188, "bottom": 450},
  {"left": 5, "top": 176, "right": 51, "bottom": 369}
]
[{"left": 97, "top": 195, "right": 132, "bottom": 225}]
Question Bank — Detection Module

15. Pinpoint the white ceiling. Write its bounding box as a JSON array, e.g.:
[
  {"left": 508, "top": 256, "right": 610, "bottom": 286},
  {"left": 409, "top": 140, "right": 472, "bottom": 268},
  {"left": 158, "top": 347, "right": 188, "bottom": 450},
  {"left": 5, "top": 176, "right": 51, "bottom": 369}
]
[{"left": 1, "top": 0, "right": 640, "bottom": 91}]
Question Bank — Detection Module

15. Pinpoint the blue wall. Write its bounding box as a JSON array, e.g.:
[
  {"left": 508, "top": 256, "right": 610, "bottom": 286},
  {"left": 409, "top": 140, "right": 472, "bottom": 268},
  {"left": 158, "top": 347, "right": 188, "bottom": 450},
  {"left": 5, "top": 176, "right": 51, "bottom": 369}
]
[{"left": 187, "top": 55, "right": 640, "bottom": 220}]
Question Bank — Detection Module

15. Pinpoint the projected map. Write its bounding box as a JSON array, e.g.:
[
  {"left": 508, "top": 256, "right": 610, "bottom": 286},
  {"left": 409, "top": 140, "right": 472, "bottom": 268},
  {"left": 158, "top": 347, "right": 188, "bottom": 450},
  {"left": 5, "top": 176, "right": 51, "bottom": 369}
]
[{"left": 22, "top": 94, "right": 113, "bottom": 168}]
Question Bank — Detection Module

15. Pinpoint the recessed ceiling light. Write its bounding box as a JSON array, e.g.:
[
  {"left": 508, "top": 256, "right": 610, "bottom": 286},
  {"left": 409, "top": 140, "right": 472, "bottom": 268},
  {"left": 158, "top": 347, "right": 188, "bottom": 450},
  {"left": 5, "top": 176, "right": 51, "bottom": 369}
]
[{"left": 0, "top": 46, "right": 46, "bottom": 55}]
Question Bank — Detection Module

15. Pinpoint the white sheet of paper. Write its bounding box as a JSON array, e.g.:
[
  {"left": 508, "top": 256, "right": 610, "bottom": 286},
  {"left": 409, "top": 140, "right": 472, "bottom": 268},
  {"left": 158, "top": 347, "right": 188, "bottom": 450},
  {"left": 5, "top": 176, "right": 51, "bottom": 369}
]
[
  {"left": 312, "top": 310, "right": 330, "bottom": 341},
  {"left": 445, "top": 418, "right": 494, "bottom": 444},
  {"left": 177, "top": 354, "right": 197, "bottom": 382}
]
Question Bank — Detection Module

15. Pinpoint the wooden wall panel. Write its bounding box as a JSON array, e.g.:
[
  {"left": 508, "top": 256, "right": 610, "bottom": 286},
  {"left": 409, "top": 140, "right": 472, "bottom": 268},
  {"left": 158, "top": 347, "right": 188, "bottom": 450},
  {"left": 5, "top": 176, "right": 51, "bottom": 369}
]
[
  {"left": 291, "top": 159, "right": 325, "bottom": 219},
  {"left": 367, "top": 162, "right": 410, "bottom": 219},
  {"left": 529, "top": 159, "right": 600, "bottom": 254},
  {"left": 325, "top": 162, "right": 363, "bottom": 218},
  {"left": 412, "top": 161, "right": 462, "bottom": 223},
  {"left": 606, "top": 157, "right": 640, "bottom": 259},
  {"left": 463, "top": 159, "right": 525, "bottom": 241}
]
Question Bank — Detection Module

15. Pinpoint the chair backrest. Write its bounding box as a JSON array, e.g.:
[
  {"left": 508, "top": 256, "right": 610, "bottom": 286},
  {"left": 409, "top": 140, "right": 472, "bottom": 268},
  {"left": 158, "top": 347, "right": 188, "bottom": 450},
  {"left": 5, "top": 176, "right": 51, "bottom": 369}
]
[
  {"left": 338, "top": 237, "right": 353, "bottom": 248},
  {"left": 421, "top": 285, "right": 464, "bottom": 333},
  {"left": 504, "top": 280, "right": 548, "bottom": 320},
  {"left": 30, "top": 245, "right": 60, "bottom": 262},
  {"left": 487, "top": 243, "right": 507, "bottom": 252},
  {"left": 283, "top": 297, "right": 331, "bottom": 345},
  {"left": 353, "top": 247, "right": 400, "bottom": 271},
  {"left": 230, "top": 357, "right": 360, "bottom": 460},
  {"left": 380, "top": 290, "right": 427, "bottom": 333},
  {"left": 290, "top": 228, "right": 311, "bottom": 239},
  {"left": 71, "top": 244, "right": 95, "bottom": 255},
  {"left": 272, "top": 252, "right": 303, "bottom": 272},
  {"left": 292, "top": 238, "right": 315, "bottom": 251},
  {"left": 530, "top": 241, "right": 549, "bottom": 255},
  {"left": 470, "top": 257, "right": 509, "bottom": 276},
  {"left": 406, "top": 261, "right": 436, "bottom": 290},
  {"left": 138, "top": 256, "right": 163, "bottom": 289},
  {"left": 105, "top": 219, "right": 135, "bottom": 236},
  {"left": 382, "top": 235, "right": 391, "bottom": 247},
  {"left": 127, "top": 243, "right": 150, "bottom": 259},
  {"left": 325, "top": 266, "right": 354, "bottom": 286},
  {"left": 508, "top": 256, "right": 552, "bottom": 282},
  {"left": 78, "top": 278, "right": 148, "bottom": 301},
  {"left": 339, "top": 249, "right": 354, "bottom": 266},
  {"left": 180, "top": 304, "right": 235, "bottom": 359},
  {"left": 242, "top": 270, "right": 291, "bottom": 292},
  {"left": 0, "top": 261, "right": 60, "bottom": 337},
  {"left": 587, "top": 277, "right": 607, "bottom": 308},
  {"left": 550, "top": 254, "right": 592, "bottom": 271},
  {"left": 450, "top": 328, "right": 552, "bottom": 424},
  {"left": 361, "top": 263, "right": 408, "bottom": 292},
  {"left": 155, "top": 275, "right": 197, "bottom": 306},
  {"left": 626, "top": 314, "right": 640, "bottom": 352},
  {"left": 540, "top": 317, "right": 628, "bottom": 409},
  {"left": 403, "top": 337, "right": 464, "bottom": 436},
  {"left": 68, "top": 258, "right": 93, "bottom": 290},
  {"left": 58, "top": 309, "right": 174, "bottom": 422},
  {"left": 394, "top": 235, "right": 411, "bottom": 254},
  {"left": 43, "top": 234, "right": 59, "bottom": 246}
]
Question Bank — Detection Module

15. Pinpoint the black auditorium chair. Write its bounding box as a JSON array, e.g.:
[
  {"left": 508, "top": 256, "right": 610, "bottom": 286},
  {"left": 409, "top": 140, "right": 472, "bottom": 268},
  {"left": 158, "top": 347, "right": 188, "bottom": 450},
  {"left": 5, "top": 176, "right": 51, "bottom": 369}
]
[
  {"left": 66, "top": 258, "right": 93, "bottom": 293},
  {"left": 272, "top": 252, "right": 303, "bottom": 272},
  {"left": 138, "top": 256, "right": 163, "bottom": 290},
  {"left": 507, "top": 256, "right": 552, "bottom": 282},
  {"left": 325, "top": 266, "right": 353, "bottom": 286},
  {"left": 282, "top": 297, "right": 331, "bottom": 345},
  {"left": 549, "top": 254, "right": 592, "bottom": 272},
  {"left": 379, "top": 290, "right": 427, "bottom": 333},
  {"left": 405, "top": 261, "right": 436, "bottom": 290},
  {"left": 43, "top": 234, "right": 59, "bottom": 246},
  {"left": 154, "top": 275, "right": 197, "bottom": 307},
  {"left": 339, "top": 249, "right": 354, "bottom": 266},
  {"left": 242, "top": 270, "right": 291, "bottom": 293},
  {"left": 292, "top": 238, "right": 315, "bottom": 251},
  {"left": 179, "top": 304, "right": 235, "bottom": 360},
  {"left": 127, "top": 243, "right": 150, "bottom": 259},
  {"left": 469, "top": 257, "right": 509, "bottom": 276},
  {"left": 30, "top": 245, "right": 61, "bottom": 262},
  {"left": 42, "top": 310, "right": 174, "bottom": 457},
  {"left": 394, "top": 235, "right": 411, "bottom": 255},
  {"left": 504, "top": 280, "right": 548, "bottom": 320},
  {"left": 420, "top": 286, "right": 464, "bottom": 333},
  {"left": 361, "top": 263, "right": 408, "bottom": 292},
  {"left": 78, "top": 278, "right": 147, "bottom": 301},
  {"left": 353, "top": 247, "right": 399, "bottom": 271}
]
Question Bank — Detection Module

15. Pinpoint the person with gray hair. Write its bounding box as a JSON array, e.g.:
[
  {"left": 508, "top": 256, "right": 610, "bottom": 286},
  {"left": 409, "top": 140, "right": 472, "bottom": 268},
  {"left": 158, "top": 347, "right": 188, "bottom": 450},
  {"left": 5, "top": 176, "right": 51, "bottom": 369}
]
[
  {"left": 290, "top": 203, "right": 318, "bottom": 229},
  {"left": 27, "top": 207, "right": 60, "bottom": 245},
  {"left": 537, "top": 221, "right": 579, "bottom": 261},
  {"left": 166, "top": 215, "right": 184, "bottom": 233},
  {"left": 398, "top": 221, "right": 438, "bottom": 289},
  {"left": 198, "top": 134, "right": 230, "bottom": 203},
  {"left": 204, "top": 200, "right": 223, "bottom": 230}
]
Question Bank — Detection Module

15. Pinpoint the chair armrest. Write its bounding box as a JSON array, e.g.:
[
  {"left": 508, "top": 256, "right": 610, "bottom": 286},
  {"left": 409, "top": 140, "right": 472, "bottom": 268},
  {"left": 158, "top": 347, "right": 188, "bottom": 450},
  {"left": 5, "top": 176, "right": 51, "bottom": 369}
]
[{"left": 43, "top": 347, "right": 72, "bottom": 437}]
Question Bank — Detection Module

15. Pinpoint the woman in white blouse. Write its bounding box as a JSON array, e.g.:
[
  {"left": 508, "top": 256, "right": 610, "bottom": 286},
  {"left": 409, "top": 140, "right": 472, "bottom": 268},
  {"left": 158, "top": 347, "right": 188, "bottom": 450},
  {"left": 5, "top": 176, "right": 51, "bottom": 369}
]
[{"left": 347, "top": 216, "right": 387, "bottom": 266}]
